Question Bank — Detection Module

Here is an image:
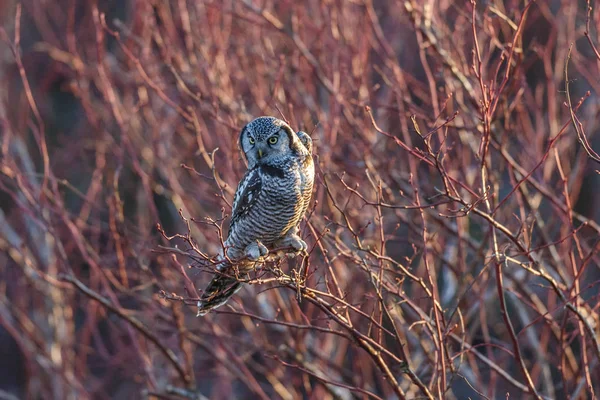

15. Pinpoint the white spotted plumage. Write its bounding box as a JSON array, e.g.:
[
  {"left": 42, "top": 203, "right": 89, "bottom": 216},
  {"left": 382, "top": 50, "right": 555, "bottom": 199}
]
[{"left": 197, "top": 117, "right": 315, "bottom": 315}]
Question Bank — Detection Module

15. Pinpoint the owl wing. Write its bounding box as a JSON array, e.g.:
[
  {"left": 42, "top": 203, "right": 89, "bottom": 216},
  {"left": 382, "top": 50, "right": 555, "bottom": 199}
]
[{"left": 229, "top": 167, "right": 262, "bottom": 233}]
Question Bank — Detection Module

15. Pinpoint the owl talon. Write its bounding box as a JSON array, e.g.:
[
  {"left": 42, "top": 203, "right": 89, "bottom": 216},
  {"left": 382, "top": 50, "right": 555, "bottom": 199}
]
[
  {"left": 275, "top": 233, "right": 307, "bottom": 257},
  {"left": 245, "top": 241, "right": 268, "bottom": 261},
  {"left": 258, "top": 242, "right": 269, "bottom": 256},
  {"left": 290, "top": 237, "right": 308, "bottom": 253}
]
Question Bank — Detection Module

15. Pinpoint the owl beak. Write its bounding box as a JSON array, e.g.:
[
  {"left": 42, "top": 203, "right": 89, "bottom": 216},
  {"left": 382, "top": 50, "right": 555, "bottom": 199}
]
[{"left": 257, "top": 148, "right": 264, "bottom": 159}]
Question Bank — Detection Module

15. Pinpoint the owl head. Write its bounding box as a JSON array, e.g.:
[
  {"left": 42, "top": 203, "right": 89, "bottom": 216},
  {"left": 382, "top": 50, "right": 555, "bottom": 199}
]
[{"left": 239, "top": 116, "right": 306, "bottom": 168}]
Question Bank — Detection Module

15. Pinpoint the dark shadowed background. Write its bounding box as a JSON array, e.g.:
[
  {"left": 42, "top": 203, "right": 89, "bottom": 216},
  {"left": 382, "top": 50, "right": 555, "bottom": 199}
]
[{"left": 0, "top": 0, "right": 599, "bottom": 399}]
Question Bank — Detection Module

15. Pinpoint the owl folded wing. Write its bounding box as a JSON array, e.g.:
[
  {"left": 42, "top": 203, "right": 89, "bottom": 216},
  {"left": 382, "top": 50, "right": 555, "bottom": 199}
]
[{"left": 229, "top": 168, "right": 262, "bottom": 232}]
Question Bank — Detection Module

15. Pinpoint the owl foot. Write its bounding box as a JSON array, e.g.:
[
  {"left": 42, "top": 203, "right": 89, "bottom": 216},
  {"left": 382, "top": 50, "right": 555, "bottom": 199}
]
[
  {"left": 224, "top": 241, "right": 268, "bottom": 262},
  {"left": 244, "top": 241, "right": 269, "bottom": 261},
  {"left": 275, "top": 233, "right": 308, "bottom": 257}
]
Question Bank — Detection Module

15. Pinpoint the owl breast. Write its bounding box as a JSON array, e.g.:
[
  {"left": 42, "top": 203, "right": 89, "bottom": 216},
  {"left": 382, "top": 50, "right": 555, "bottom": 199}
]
[{"left": 226, "top": 159, "right": 309, "bottom": 250}]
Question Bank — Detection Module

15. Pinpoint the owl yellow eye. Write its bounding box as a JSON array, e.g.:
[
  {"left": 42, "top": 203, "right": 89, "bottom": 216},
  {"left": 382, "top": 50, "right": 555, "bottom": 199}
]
[
  {"left": 248, "top": 137, "right": 255, "bottom": 145},
  {"left": 268, "top": 136, "right": 278, "bottom": 145}
]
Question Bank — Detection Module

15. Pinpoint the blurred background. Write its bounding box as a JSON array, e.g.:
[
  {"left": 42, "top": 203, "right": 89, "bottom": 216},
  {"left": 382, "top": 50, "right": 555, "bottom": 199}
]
[{"left": 0, "top": 0, "right": 599, "bottom": 399}]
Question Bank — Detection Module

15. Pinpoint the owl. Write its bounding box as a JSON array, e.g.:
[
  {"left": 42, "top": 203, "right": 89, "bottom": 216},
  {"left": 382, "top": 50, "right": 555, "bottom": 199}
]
[{"left": 197, "top": 117, "right": 315, "bottom": 316}]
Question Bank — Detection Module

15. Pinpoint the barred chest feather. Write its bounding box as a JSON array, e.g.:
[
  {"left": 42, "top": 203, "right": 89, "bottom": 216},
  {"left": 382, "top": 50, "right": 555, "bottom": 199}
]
[{"left": 226, "top": 155, "right": 314, "bottom": 250}]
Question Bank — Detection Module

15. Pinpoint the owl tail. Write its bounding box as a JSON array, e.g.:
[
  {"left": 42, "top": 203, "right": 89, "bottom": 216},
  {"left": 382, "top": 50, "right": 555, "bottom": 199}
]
[{"left": 196, "top": 270, "right": 244, "bottom": 316}]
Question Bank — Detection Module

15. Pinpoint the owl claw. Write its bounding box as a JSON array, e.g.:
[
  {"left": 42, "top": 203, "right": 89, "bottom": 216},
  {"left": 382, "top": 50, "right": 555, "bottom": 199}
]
[
  {"left": 245, "top": 241, "right": 268, "bottom": 261},
  {"left": 276, "top": 233, "right": 307, "bottom": 257},
  {"left": 291, "top": 237, "right": 308, "bottom": 253}
]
